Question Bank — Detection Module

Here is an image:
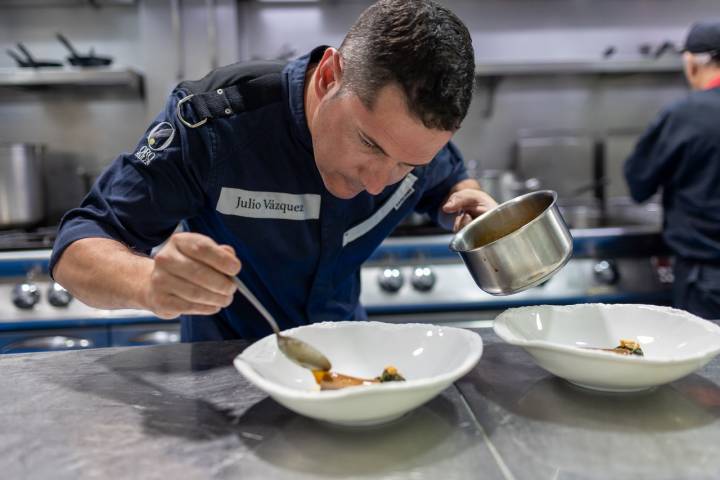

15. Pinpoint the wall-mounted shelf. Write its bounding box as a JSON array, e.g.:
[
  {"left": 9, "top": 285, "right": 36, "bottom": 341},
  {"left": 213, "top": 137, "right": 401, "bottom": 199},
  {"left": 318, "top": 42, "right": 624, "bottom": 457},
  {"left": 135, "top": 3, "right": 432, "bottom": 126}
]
[
  {"left": 474, "top": 58, "right": 683, "bottom": 117},
  {"left": 0, "top": 67, "right": 144, "bottom": 96},
  {"left": 475, "top": 58, "right": 683, "bottom": 77}
]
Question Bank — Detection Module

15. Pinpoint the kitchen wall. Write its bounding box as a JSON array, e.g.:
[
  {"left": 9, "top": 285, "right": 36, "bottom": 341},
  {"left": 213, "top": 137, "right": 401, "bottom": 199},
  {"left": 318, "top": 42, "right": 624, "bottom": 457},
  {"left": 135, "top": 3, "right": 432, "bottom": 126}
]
[
  {"left": 239, "top": 0, "right": 715, "bottom": 195},
  {"left": 0, "top": 5, "right": 143, "bottom": 168},
  {"left": 0, "top": 0, "right": 239, "bottom": 221},
  {"left": 0, "top": 0, "right": 718, "bottom": 219}
]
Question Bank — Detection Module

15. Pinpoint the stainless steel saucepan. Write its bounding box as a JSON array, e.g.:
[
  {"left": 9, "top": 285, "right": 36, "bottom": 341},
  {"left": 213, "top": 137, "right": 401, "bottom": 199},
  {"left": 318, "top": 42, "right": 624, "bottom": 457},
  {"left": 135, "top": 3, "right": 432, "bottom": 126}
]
[
  {"left": 449, "top": 190, "right": 572, "bottom": 295},
  {"left": 0, "top": 142, "right": 45, "bottom": 228}
]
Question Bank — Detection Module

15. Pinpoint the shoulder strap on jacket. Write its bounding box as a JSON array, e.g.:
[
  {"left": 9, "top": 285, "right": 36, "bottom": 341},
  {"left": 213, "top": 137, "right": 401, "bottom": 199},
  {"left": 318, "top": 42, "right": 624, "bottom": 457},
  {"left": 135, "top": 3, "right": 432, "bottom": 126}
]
[{"left": 176, "top": 61, "right": 285, "bottom": 128}]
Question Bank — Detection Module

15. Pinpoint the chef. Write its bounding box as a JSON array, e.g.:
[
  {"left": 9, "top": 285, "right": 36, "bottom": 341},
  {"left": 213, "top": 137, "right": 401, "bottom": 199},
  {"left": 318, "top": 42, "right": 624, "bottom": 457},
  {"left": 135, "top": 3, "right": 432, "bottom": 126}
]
[
  {"left": 50, "top": 0, "right": 496, "bottom": 341},
  {"left": 625, "top": 22, "right": 720, "bottom": 318}
]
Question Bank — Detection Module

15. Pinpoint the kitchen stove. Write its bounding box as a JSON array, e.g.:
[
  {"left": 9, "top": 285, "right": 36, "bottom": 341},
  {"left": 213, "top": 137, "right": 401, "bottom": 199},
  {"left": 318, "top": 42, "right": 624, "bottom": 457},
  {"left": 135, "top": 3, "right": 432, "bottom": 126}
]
[
  {"left": 0, "top": 233, "right": 670, "bottom": 323},
  {"left": 0, "top": 228, "right": 158, "bottom": 326},
  {"left": 0, "top": 215, "right": 674, "bottom": 349},
  {"left": 0, "top": 274, "right": 152, "bottom": 323},
  {"left": 360, "top": 226, "right": 673, "bottom": 326},
  {"left": 0, "top": 250, "right": 171, "bottom": 354}
]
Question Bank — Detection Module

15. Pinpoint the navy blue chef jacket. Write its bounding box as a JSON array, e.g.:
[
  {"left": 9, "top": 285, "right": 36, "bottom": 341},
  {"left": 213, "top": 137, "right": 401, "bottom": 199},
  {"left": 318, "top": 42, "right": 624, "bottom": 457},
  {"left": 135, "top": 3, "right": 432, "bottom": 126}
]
[
  {"left": 50, "top": 46, "right": 469, "bottom": 340},
  {"left": 624, "top": 82, "right": 720, "bottom": 318}
]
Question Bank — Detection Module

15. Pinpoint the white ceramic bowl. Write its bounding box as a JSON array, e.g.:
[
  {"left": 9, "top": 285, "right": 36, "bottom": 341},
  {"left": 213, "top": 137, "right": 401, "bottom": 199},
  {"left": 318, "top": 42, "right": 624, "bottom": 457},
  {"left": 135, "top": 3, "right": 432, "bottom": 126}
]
[
  {"left": 234, "top": 321, "right": 483, "bottom": 426},
  {"left": 493, "top": 304, "right": 720, "bottom": 392}
]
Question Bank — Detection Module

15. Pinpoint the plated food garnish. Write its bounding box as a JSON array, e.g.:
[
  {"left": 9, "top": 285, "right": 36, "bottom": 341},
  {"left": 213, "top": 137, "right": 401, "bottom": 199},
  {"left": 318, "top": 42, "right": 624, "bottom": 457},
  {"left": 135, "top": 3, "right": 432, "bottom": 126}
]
[
  {"left": 311, "top": 366, "right": 406, "bottom": 391},
  {"left": 375, "top": 366, "right": 405, "bottom": 382},
  {"left": 606, "top": 339, "right": 644, "bottom": 356},
  {"left": 584, "top": 339, "right": 644, "bottom": 356}
]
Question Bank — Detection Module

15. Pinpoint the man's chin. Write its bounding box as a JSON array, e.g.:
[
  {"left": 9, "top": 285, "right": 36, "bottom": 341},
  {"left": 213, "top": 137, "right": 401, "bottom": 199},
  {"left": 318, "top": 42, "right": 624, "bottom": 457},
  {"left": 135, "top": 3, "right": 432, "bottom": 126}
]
[{"left": 327, "top": 185, "right": 363, "bottom": 199}]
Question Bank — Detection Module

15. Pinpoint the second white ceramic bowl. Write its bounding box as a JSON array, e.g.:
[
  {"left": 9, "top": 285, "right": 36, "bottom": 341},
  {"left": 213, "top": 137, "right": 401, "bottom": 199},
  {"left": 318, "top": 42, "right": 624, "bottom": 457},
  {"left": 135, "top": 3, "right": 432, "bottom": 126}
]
[{"left": 493, "top": 303, "right": 720, "bottom": 392}]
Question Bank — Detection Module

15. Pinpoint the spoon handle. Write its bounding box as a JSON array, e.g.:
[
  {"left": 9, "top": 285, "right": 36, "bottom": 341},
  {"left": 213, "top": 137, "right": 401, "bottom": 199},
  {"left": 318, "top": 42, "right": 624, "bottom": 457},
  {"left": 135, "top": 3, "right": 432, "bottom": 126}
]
[{"left": 232, "top": 276, "right": 280, "bottom": 334}]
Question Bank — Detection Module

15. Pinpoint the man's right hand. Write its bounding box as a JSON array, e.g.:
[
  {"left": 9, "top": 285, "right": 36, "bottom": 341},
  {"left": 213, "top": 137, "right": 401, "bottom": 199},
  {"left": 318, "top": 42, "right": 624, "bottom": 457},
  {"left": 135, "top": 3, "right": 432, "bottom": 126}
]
[{"left": 144, "top": 232, "right": 241, "bottom": 319}]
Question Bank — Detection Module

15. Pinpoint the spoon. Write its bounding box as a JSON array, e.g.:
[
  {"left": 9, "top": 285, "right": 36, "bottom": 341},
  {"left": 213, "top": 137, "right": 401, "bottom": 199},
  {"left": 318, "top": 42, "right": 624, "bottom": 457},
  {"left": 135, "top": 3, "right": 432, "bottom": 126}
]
[{"left": 232, "top": 276, "right": 332, "bottom": 371}]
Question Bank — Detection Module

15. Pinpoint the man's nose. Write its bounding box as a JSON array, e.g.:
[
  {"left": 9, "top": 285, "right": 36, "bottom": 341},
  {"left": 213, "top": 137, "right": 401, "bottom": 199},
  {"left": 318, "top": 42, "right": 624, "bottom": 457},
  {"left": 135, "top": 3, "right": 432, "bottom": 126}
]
[{"left": 362, "top": 163, "right": 394, "bottom": 195}]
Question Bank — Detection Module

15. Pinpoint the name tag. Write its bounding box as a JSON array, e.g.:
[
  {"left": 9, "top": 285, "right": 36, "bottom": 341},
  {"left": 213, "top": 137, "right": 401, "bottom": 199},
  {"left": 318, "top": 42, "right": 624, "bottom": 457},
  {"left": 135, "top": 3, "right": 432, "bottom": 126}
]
[{"left": 216, "top": 187, "right": 321, "bottom": 220}]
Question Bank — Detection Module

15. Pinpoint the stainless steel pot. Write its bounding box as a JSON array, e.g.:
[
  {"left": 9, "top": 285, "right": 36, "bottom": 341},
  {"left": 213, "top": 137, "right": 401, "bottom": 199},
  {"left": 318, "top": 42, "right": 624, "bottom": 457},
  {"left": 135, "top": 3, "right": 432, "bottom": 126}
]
[
  {"left": 449, "top": 190, "right": 573, "bottom": 295},
  {"left": 0, "top": 143, "right": 45, "bottom": 228}
]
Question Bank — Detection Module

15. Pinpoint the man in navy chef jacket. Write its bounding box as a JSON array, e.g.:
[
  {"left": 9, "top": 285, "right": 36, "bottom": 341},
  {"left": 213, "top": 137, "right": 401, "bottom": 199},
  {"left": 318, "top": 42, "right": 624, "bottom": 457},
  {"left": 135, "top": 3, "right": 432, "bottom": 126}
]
[
  {"left": 625, "top": 22, "right": 720, "bottom": 319},
  {"left": 51, "top": 0, "right": 497, "bottom": 341}
]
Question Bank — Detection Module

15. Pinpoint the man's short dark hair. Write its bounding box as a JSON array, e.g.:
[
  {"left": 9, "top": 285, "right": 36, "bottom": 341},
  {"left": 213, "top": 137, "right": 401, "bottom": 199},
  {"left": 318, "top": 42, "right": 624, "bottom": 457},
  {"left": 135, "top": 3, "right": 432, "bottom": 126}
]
[{"left": 338, "top": 0, "right": 475, "bottom": 131}]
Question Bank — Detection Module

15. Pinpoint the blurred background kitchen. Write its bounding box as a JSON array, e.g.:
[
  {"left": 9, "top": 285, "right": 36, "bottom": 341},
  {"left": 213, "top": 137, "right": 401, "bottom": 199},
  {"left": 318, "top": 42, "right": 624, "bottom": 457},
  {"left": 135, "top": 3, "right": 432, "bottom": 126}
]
[{"left": 0, "top": 0, "right": 715, "bottom": 353}]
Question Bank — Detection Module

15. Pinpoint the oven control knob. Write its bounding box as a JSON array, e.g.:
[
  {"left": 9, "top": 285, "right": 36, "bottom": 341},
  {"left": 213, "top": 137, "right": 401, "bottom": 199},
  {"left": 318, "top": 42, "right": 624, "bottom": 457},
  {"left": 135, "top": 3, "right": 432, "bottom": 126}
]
[
  {"left": 593, "top": 260, "right": 619, "bottom": 285},
  {"left": 11, "top": 282, "right": 41, "bottom": 309},
  {"left": 378, "top": 267, "right": 404, "bottom": 293},
  {"left": 411, "top": 266, "right": 436, "bottom": 292},
  {"left": 48, "top": 282, "right": 73, "bottom": 307}
]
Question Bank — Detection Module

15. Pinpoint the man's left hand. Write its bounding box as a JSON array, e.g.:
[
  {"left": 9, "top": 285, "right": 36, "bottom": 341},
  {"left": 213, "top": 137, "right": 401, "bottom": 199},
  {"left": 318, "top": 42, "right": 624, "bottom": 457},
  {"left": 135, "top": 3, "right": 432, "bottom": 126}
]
[{"left": 441, "top": 182, "right": 498, "bottom": 232}]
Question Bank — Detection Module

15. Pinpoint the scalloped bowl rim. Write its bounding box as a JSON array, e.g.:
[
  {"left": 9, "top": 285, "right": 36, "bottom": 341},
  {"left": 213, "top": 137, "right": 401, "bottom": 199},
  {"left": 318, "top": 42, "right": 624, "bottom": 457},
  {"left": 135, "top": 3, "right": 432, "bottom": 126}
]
[{"left": 493, "top": 303, "right": 720, "bottom": 365}]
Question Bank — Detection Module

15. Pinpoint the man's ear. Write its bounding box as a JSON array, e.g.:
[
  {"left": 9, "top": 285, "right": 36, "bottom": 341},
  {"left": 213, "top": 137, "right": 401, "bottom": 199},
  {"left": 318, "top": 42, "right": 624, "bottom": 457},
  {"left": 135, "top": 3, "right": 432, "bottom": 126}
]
[
  {"left": 314, "top": 48, "right": 344, "bottom": 100},
  {"left": 683, "top": 52, "right": 701, "bottom": 88}
]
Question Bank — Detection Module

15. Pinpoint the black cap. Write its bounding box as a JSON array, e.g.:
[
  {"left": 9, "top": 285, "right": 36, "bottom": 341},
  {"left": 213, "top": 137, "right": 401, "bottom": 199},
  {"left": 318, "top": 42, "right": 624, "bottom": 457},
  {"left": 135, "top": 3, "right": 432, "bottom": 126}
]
[{"left": 684, "top": 22, "right": 720, "bottom": 54}]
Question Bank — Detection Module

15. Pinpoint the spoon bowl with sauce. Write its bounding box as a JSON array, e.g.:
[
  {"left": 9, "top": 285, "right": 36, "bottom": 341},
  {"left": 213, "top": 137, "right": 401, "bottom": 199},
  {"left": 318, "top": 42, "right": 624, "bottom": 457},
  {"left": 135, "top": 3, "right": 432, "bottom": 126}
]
[{"left": 232, "top": 276, "right": 331, "bottom": 372}]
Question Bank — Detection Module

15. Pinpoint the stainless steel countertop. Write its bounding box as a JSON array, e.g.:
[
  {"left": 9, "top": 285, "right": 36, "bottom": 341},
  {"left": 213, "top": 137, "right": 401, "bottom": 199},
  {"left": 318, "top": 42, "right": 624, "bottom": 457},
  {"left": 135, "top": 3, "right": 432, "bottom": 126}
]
[
  {"left": 1, "top": 327, "right": 719, "bottom": 479},
  {"left": 457, "top": 332, "right": 720, "bottom": 480},
  {"left": 0, "top": 339, "right": 505, "bottom": 480}
]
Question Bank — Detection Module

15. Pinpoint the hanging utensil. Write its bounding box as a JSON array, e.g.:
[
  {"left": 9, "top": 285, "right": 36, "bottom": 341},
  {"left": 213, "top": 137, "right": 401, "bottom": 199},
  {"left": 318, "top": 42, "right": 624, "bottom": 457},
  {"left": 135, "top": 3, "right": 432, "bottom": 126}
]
[
  {"left": 7, "top": 43, "right": 62, "bottom": 68},
  {"left": 56, "top": 33, "right": 112, "bottom": 67}
]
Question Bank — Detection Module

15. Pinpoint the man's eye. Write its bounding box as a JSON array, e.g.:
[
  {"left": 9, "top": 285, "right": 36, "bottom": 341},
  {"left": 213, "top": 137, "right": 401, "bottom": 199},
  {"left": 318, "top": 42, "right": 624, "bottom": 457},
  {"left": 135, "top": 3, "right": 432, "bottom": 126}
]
[{"left": 360, "top": 136, "right": 374, "bottom": 148}]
